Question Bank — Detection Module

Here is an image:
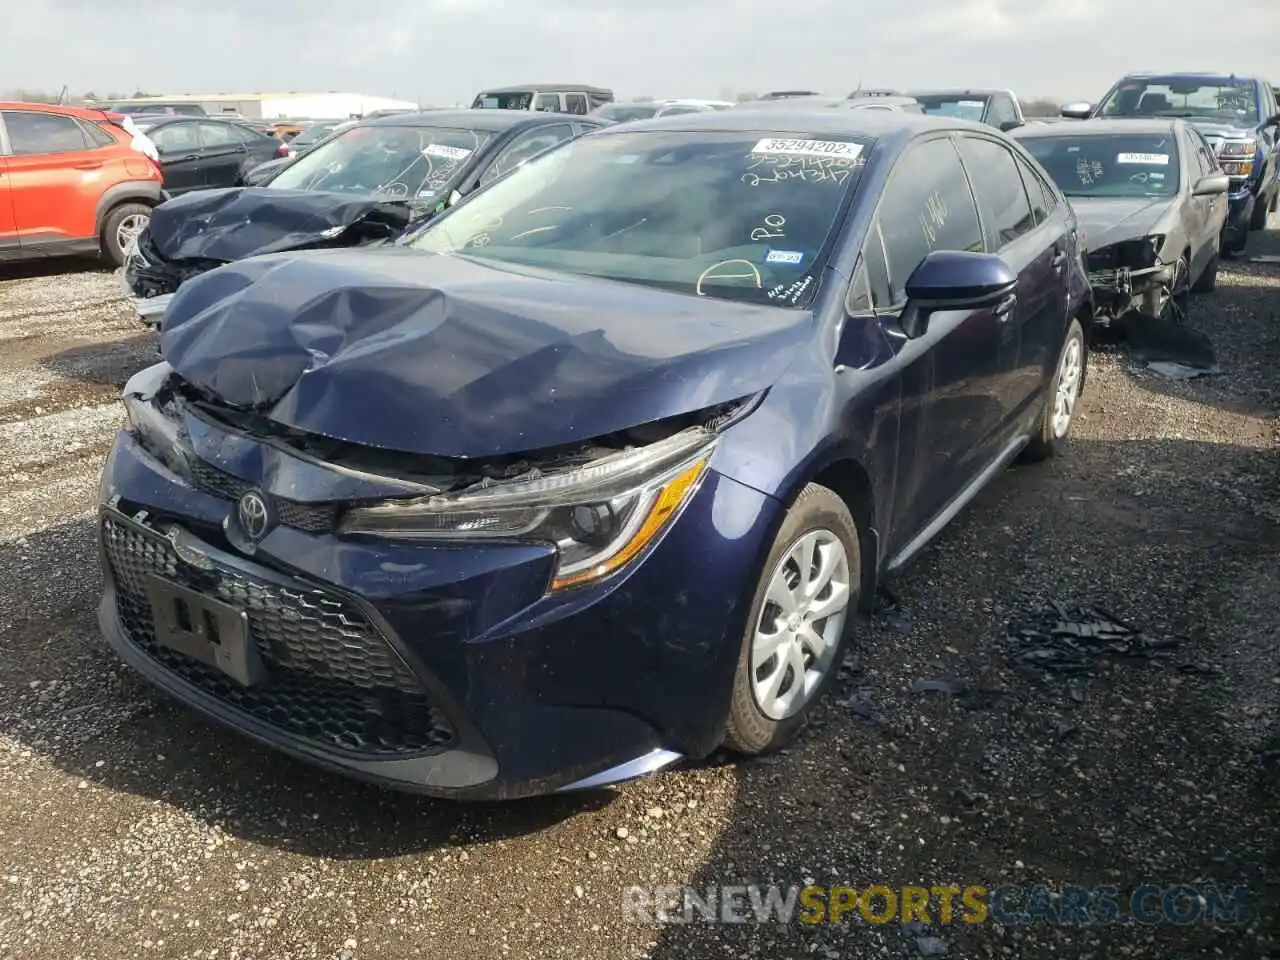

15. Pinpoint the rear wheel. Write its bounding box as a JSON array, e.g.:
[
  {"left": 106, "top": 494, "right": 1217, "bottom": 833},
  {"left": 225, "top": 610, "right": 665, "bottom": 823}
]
[
  {"left": 1022, "top": 317, "right": 1086, "bottom": 463},
  {"left": 723, "top": 483, "right": 860, "bottom": 755},
  {"left": 101, "top": 203, "right": 152, "bottom": 267}
]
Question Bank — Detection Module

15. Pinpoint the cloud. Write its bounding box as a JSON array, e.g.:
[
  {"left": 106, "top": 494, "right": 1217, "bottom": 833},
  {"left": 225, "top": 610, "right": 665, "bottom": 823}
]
[{"left": 1, "top": 0, "right": 1277, "bottom": 104}]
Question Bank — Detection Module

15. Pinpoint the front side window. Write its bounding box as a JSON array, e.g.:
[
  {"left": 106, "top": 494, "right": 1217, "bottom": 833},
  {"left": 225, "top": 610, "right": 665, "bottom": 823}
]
[
  {"left": 2, "top": 111, "right": 90, "bottom": 154},
  {"left": 956, "top": 136, "right": 1036, "bottom": 249},
  {"left": 1097, "top": 77, "right": 1260, "bottom": 124},
  {"left": 473, "top": 91, "right": 532, "bottom": 110},
  {"left": 535, "top": 94, "right": 561, "bottom": 112},
  {"left": 564, "top": 94, "right": 588, "bottom": 115},
  {"left": 1018, "top": 133, "right": 1181, "bottom": 198},
  {"left": 873, "top": 136, "right": 983, "bottom": 304},
  {"left": 914, "top": 96, "right": 989, "bottom": 123},
  {"left": 268, "top": 124, "right": 492, "bottom": 200},
  {"left": 480, "top": 124, "right": 574, "bottom": 185},
  {"left": 408, "top": 130, "right": 872, "bottom": 308}
]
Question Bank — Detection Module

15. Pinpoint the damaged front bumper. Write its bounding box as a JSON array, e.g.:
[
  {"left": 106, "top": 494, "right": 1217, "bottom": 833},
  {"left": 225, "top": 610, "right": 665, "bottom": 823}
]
[
  {"left": 95, "top": 381, "right": 777, "bottom": 799},
  {"left": 1084, "top": 238, "right": 1178, "bottom": 322}
]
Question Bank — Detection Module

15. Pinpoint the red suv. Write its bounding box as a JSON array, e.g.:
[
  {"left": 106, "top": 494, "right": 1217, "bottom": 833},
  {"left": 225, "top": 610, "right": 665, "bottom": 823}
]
[{"left": 0, "top": 102, "right": 164, "bottom": 267}]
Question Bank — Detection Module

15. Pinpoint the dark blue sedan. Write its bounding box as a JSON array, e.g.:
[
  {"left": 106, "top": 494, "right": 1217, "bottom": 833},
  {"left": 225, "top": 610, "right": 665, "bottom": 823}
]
[{"left": 97, "top": 110, "right": 1093, "bottom": 799}]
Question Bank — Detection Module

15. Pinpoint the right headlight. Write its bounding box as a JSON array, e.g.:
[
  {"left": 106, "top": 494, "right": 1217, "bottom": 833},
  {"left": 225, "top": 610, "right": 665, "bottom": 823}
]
[{"left": 340, "top": 427, "right": 715, "bottom": 591}]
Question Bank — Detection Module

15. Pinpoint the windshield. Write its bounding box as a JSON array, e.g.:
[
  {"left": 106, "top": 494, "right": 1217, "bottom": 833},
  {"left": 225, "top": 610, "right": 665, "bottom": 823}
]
[
  {"left": 405, "top": 130, "right": 871, "bottom": 307},
  {"left": 595, "top": 103, "right": 662, "bottom": 122},
  {"left": 1097, "top": 77, "right": 1259, "bottom": 124},
  {"left": 914, "top": 96, "right": 989, "bottom": 122},
  {"left": 267, "top": 124, "right": 492, "bottom": 200},
  {"left": 473, "top": 91, "right": 533, "bottom": 110},
  {"left": 1019, "top": 133, "right": 1181, "bottom": 198},
  {"left": 290, "top": 123, "right": 340, "bottom": 148}
]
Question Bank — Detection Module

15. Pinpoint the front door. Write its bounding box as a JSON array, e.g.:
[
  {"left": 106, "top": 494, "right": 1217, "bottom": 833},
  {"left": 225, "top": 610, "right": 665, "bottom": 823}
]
[
  {"left": 956, "top": 133, "right": 1062, "bottom": 422},
  {"left": 864, "top": 134, "right": 1022, "bottom": 542}
]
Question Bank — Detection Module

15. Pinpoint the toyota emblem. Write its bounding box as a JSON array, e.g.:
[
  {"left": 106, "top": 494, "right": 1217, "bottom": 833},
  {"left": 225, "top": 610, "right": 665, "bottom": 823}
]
[{"left": 237, "top": 491, "right": 270, "bottom": 541}]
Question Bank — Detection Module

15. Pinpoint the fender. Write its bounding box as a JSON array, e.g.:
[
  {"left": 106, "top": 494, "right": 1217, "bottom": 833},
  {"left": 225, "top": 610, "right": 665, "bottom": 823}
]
[{"left": 94, "top": 180, "right": 164, "bottom": 234}]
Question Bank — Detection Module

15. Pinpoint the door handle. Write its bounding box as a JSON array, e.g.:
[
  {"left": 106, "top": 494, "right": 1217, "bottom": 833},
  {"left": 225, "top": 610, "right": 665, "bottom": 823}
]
[
  {"left": 181, "top": 154, "right": 198, "bottom": 161},
  {"left": 994, "top": 293, "right": 1017, "bottom": 320},
  {"left": 73, "top": 161, "right": 103, "bottom": 170}
]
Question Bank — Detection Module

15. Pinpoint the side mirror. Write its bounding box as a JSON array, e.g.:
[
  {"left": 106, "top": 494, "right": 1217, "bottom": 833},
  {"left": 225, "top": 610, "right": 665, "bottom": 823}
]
[
  {"left": 1193, "top": 173, "right": 1230, "bottom": 196},
  {"left": 1060, "top": 101, "right": 1093, "bottom": 120},
  {"left": 899, "top": 250, "right": 1017, "bottom": 338},
  {"left": 998, "top": 120, "right": 1024, "bottom": 132},
  {"left": 1257, "top": 112, "right": 1280, "bottom": 131}
]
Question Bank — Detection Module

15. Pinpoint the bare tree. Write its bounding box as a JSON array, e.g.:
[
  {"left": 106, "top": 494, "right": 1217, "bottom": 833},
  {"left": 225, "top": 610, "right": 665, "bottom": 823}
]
[
  {"left": 736, "top": 91, "right": 759, "bottom": 103},
  {"left": 1020, "top": 98, "right": 1062, "bottom": 118}
]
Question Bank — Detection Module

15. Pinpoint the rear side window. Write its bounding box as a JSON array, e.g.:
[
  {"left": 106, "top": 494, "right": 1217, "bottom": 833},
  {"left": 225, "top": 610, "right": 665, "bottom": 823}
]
[
  {"left": 78, "top": 119, "right": 116, "bottom": 148},
  {"left": 535, "top": 94, "right": 561, "bottom": 112},
  {"left": 2, "top": 111, "right": 91, "bottom": 154},
  {"left": 564, "top": 94, "right": 588, "bottom": 115},
  {"left": 874, "top": 135, "right": 983, "bottom": 304},
  {"left": 197, "top": 122, "right": 240, "bottom": 147},
  {"left": 956, "top": 136, "right": 1036, "bottom": 250},
  {"left": 149, "top": 122, "right": 200, "bottom": 153}
]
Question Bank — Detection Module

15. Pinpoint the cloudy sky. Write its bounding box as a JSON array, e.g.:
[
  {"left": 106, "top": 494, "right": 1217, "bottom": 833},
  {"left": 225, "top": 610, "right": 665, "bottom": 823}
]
[{"left": 4, "top": 0, "right": 1279, "bottom": 104}]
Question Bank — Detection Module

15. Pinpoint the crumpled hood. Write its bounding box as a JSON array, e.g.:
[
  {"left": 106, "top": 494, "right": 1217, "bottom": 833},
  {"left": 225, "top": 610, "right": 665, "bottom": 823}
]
[
  {"left": 1074, "top": 196, "right": 1176, "bottom": 252},
  {"left": 158, "top": 248, "right": 814, "bottom": 458},
  {"left": 145, "top": 187, "right": 413, "bottom": 263}
]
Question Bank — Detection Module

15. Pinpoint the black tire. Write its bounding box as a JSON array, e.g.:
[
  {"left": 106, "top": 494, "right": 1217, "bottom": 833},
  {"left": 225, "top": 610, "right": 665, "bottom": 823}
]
[
  {"left": 100, "top": 202, "right": 153, "bottom": 267},
  {"left": 1270, "top": 187, "right": 1279, "bottom": 214},
  {"left": 1022, "top": 317, "right": 1086, "bottom": 463},
  {"left": 723, "top": 483, "right": 861, "bottom": 755},
  {"left": 1250, "top": 193, "right": 1270, "bottom": 231},
  {"left": 1191, "top": 250, "right": 1218, "bottom": 293}
]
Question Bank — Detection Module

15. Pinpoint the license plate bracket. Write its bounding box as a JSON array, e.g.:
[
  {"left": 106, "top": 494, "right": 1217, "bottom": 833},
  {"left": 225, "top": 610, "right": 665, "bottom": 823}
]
[{"left": 144, "top": 574, "right": 267, "bottom": 687}]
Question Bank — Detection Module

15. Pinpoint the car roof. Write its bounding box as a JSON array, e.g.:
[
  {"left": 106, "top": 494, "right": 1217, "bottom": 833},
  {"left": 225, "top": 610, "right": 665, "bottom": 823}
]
[
  {"left": 908, "top": 88, "right": 1011, "bottom": 97},
  {"left": 476, "top": 84, "right": 612, "bottom": 94},
  {"left": 0, "top": 101, "right": 124, "bottom": 120},
  {"left": 1012, "top": 117, "right": 1182, "bottom": 137},
  {"left": 362, "top": 109, "right": 591, "bottom": 131},
  {"left": 591, "top": 108, "right": 980, "bottom": 145},
  {"left": 1118, "top": 72, "right": 1262, "bottom": 84}
]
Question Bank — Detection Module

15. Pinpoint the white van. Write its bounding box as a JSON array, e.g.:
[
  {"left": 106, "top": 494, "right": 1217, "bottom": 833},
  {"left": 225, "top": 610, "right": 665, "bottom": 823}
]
[{"left": 471, "top": 85, "right": 614, "bottom": 116}]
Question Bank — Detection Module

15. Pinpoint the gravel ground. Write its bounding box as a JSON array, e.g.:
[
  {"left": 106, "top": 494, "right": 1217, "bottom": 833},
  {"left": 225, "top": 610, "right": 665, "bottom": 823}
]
[{"left": 0, "top": 223, "right": 1276, "bottom": 960}]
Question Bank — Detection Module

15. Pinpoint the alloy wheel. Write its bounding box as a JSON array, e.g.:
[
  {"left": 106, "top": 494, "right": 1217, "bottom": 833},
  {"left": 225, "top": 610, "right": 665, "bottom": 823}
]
[
  {"left": 750, "top": 529, "right": 851, "bottom": 720},
  {"left": 115, "top": 213, "right": 150, "bottom": 255},
  {"left": 1052, "top": 335, "right": 1083, "bottom": 439}
]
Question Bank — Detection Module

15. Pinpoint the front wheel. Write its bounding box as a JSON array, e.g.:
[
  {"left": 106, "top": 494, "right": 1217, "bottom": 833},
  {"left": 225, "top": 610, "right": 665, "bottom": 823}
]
[
  {"left": 723, "top": 483, "right": 860, "bottom": 755},
  {"left": 1022, "top": 317, "right": 1086, "bottom": 463}
]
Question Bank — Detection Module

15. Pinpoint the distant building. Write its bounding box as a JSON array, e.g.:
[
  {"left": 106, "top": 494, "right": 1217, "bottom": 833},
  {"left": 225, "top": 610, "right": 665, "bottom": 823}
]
[{"left": 88, "top": 91, "right": 420, "bottom": 120}]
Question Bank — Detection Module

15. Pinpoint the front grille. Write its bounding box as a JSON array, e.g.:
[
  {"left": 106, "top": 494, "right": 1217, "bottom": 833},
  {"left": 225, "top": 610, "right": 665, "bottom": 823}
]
[
  {"left": 102, "top": 513, "right": 455, "bottom": 756},
  {"left": 188, "top": 458, "right": 338, "bottom": 534}
]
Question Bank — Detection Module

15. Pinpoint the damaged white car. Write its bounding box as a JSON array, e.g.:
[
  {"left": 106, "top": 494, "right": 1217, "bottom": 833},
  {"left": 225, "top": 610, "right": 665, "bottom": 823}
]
[{"left": 1013, "top": 118, "right": 1229, "bottom": 324}]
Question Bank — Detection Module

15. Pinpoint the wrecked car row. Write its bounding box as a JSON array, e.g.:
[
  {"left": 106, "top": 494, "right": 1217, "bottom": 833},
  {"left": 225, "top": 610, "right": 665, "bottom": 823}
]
[
  {"left": 123, "top": 109, "right": 608, "bottom": 322},
  {"left": 100, "top": 109, "right": 1094, "bottom": 798}
]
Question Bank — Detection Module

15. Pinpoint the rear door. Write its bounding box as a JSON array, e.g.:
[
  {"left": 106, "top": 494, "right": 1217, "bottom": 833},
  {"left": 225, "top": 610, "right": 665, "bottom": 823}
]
[
  {"left": 148, "top": 121, "right": 204, "bottom": 193},
  {"left": 564, "top": 93, "right": 589, "bottom": 116},
  {"left": 0, "top": 117, "right": 16, "bottom": 256},
  {"left": 956, "top": 133, "right": 1058, "bottom": 426},
  {"left": 195, "top": 121, "right": 250, "bottom": 187},
  {"left": 1180, "top": 126, "right": 1216, "bottom": 276},
  {"left": 1, "top": 108, "right": 110, "bottom": 243},
  {"left": 862, "top": 134, "right": 1016, "bottom": 542}
]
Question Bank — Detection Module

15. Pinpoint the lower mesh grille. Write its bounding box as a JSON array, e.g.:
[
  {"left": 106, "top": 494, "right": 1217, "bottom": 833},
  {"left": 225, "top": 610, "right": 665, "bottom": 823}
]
[{"left": 102, "top": 513, "right": 455, "bottom": 756}]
